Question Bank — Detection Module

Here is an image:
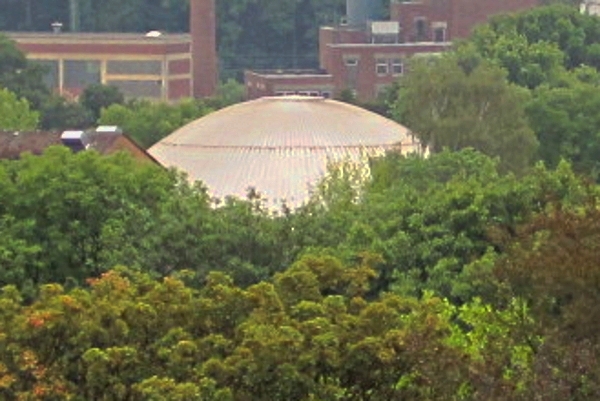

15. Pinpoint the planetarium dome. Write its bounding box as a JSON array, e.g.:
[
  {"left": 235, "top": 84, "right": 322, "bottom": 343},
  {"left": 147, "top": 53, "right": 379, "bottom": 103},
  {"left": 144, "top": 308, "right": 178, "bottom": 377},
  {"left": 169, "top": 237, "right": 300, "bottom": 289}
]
[{"left": 149, "top": 96, "right": 422, "bottom": 208}]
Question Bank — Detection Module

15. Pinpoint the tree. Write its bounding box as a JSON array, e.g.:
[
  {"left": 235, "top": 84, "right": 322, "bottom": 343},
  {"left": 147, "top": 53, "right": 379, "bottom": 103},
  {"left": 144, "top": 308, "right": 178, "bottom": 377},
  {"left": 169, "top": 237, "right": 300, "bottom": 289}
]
[
  {"left": 79, "top": 84, "right": 125, "bottom": 122},
  {"left": 0, "top": 88, "right": 38, "bottom": 130},
  {"left": 39, "top": 94, "right": 94, "bottom": 130},
  {"left": 392, "top": 55, "right": 538, "bottom": 173},
  {"left": 99, "top": 99, "right": 213, "bottom": 148},
  {"left": 490, "top": 199, "right": 600, "bottom": 399},
  {"left": 494, "top": 201, "right": 600, "bottom": 344},
  {"left": 0, "top": 34, "right": 49, "bottom": 110},
  {"left": 526, "top": 77, "right": 600, "bottom": 179},
  {"left": 0, "top": 147, "right": 176, "bottom": 288},
  {"left": 469, "top": 4, "right": 600, "bottom": 74}
]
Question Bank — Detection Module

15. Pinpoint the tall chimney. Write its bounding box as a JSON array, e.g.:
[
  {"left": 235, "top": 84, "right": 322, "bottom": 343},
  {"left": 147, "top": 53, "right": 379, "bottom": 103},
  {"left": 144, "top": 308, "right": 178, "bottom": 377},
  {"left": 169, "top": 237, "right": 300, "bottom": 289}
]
[{"left": 190, "top": 0, "right": 218, "bottom": 98}]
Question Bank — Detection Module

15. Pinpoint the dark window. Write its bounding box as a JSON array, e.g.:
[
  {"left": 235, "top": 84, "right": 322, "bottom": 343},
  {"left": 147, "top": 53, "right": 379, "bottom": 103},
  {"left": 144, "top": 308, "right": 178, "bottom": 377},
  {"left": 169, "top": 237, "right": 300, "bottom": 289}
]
[
  {"left": 415, "top": 18, "right": 427, "bottom": 41},
  {"left": 376, "top": 58, "right": 389, "bottom": 75},
  {"left": 391, "top": 59, "right": 404, "bottom": 75},
  {"left": 64, "top": 60, "right": 101, "bottom": 88},
  {"left": 106, "top": 60, "right": 162, "bottom": 75},
  {"left": 31, "top": 59, "right": 59, "bottom": 89},
  {"left": 434, "top": 27, "right": 446, "bottom": 42}
]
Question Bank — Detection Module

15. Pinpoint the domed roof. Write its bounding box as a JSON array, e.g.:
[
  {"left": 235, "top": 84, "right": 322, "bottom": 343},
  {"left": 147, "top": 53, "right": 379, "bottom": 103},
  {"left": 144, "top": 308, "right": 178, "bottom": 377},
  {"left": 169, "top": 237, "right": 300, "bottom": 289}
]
[{"left": 149, "top": 96, "right": 420, "bottom": 208}]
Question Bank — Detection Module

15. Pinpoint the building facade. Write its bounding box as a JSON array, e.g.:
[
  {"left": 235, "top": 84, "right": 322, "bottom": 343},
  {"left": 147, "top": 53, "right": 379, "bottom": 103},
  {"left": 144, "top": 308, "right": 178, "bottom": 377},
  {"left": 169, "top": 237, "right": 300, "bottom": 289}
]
[
  {"left": 5, "top": 0, "right": 217, "bottom": 102},
  {"left": 9, "top": 32, "right": 193, "bottom": 101},
  {"left": 245, "top": 0, "right": 539, "bottom": 101}
]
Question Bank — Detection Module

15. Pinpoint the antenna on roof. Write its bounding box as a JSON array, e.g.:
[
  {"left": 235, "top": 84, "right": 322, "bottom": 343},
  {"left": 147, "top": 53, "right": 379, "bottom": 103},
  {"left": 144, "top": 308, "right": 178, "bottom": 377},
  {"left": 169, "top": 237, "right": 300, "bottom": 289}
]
[{"left": 51, "top": 21, "right": 63, "bottom": 34}]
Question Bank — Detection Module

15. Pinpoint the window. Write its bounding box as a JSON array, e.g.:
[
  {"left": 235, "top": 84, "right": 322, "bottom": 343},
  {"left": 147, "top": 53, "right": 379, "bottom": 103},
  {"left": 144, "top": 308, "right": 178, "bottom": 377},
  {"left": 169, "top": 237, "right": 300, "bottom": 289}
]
[
  {"left": 107, "top": 60, "right": 162, "bottom": 75},
  {"left": 434, "top": 27, "right": 446, "bottom": 42},
  {"left": 415, "top": 18, "right": 427, "bottom": 41},
  {"left": 31, "top": 59, "right": 59, "bottom": 88},
  {"left": 345, "top": 57, "right": 359, "bottom": 67},
  {"left": 376, "top": 58, "right": 389, "bottom": 75},
  {"left": 391, "top": 59, "right": 404, "bottom": 75},
  {"left": 64, "top": 60, "right": 101, "bottom": 88}
]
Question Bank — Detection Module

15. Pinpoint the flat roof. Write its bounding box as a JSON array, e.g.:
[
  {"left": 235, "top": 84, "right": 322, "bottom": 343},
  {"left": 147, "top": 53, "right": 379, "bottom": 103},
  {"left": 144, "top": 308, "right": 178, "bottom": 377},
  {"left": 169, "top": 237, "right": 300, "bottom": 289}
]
[{"left": 5, "top": 31, "right": 191, "bottom": 44}]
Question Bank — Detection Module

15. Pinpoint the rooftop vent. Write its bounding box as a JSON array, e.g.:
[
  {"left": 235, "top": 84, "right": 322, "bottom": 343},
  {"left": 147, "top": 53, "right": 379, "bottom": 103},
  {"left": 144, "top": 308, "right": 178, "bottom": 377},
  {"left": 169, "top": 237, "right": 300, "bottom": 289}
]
[
  {"left": 95, "top": 125, "right": 123, "bottom": 135},
  {"left": 51, "top": 21, "right": 63, "bottom": 33},
  {"left": 61, "top": 130, "right": 89, "bottom": 152}
]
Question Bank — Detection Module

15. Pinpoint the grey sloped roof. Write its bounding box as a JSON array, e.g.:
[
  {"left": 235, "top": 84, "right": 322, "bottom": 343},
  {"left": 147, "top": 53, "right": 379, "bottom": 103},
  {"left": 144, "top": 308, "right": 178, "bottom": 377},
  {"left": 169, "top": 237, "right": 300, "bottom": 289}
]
[{"left": 149, "top": 96, "right": 420, "bottom": 208}]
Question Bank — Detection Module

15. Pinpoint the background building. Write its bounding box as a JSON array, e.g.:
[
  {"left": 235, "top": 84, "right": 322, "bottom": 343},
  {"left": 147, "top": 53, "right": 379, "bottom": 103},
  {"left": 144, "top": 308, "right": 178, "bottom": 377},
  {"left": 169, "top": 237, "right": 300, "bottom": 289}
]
[
  {"left": 5, "top": 0, "right": 217, "bottom": 101},
  {"left": 245, "top": 0, "right": 539, "bottom": 101}
]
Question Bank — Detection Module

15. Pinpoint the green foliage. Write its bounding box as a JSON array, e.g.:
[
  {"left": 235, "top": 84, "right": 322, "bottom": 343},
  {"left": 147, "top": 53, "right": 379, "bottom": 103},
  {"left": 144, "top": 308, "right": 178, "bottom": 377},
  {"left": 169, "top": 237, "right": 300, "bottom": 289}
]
[
  {"left": 214, "top": 79, "right": 245, "bottom": 107},
  {"left": 0, "top": 88, "right": 38, "bottom": 130},
  {"left": 471, "top": 5, "right": 600, "bottom": 73},
  {"left": 0, "top": 147, "right": 175, "bottom": 289},
  {"left": 99, "top": 98, "right": 213, "bottom": 148},
  {"left": 495, "top": 202, "right": 600, "bottom": 343},
  {"left": 288, "top": 150, "right": 593, "bottom": 301},
  {"left": 526, "top": 78, "right": 600, "bottom": 179},
  {"left": 39, "top": 93, "right": 94, "bottom": 130},
  {"left": 79, "top": 84, "right": 125, "bottom": 122},
  {"left": 0, "top": 34, "right": 49, "bottom": 110},
  {"left": 0, "top": 258, "right": 589, "bottom": 400},
  {"left": 388, "top": 5, "right": 600, "bottom": 181},
  {"left": 0, "top": 266, "right": 469, "bottom": 400},
  {"left": 392, "top": 56, "right": 538, "bottom": 173},
  {"left": 0, "top": 123, "right": 595, "bottom": 398}
]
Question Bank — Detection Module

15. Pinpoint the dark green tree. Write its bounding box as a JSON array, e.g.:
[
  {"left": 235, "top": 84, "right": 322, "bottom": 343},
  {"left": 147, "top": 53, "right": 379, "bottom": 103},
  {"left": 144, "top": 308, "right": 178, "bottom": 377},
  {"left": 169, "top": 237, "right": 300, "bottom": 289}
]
[
  {"left": 39, "top": 94, "right": 94, "bottom": 130},
  {"left": 79, "top": 84, "right": 124, "bottom": 122},
  {"left": 0, "top": 33, "right": 49, "bottom": 110}
]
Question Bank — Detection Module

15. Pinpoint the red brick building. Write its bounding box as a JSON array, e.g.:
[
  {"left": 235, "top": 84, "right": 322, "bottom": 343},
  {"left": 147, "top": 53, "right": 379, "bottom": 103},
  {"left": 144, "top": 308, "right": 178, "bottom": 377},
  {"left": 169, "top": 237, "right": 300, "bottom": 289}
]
[
  {"left": 245, "top": 0, "right": 539, "bottom": 101},
  {"left": 5, "top": 0, "right": 217, "bottom": 102}
]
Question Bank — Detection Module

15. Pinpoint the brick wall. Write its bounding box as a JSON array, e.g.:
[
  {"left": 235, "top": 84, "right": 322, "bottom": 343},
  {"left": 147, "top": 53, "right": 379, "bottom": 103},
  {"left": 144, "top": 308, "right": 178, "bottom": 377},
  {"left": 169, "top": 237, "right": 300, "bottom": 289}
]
[
  {"left": 390, "top": 0, "right": 538, "bottom": 42},
  {"left": 190, "top": 0, "right": 218, "bottom": 98},
  {"left": 451, "top": 0, "right": 538, "bottom": 39},
  {"left": 168, "top": 78, "right": 192, "bottom": 100},
  {"left": 323, "top": 43, "right": 449, "bottom": 100},
  {"left": 391, "top": 0, "right": 452, "bottom": 42}
]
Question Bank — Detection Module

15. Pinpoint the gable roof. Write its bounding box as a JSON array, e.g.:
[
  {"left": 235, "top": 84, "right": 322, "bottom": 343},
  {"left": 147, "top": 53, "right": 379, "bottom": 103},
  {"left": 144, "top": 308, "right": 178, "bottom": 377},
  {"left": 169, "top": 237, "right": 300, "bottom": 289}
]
[{"left": 0, "top": 129, "right": 160, "bottom": 164}]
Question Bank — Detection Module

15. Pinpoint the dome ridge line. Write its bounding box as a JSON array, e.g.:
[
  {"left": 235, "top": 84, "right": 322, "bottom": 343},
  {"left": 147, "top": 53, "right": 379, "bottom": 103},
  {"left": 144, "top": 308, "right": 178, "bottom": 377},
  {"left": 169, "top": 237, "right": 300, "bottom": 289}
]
[{"left": 157, "top": 142, "right": 405, "bottom": 150}]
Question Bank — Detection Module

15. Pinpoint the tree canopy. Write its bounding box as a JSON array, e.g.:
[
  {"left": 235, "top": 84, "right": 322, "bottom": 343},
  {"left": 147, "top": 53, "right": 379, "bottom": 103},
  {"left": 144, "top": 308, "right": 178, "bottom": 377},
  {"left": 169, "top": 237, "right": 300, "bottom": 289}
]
[
  {"left": 390, "top": 4, "right": 600, "bottom": 181},
  {"left": 392, "top": 56, "right": 538, "bottom": 173},
  {"left": 1, "top": 3, "right": 600, "bottom": 396},
  {"left": 0, "top": 88, "right": 38, "bottom": 130}
]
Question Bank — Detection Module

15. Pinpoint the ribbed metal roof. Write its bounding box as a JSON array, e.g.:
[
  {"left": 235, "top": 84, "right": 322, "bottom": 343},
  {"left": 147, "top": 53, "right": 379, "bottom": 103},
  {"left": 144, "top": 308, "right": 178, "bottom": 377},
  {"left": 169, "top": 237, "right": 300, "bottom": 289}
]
[{"left": 149, "top": 96, "right": 420, "bottom": 208}]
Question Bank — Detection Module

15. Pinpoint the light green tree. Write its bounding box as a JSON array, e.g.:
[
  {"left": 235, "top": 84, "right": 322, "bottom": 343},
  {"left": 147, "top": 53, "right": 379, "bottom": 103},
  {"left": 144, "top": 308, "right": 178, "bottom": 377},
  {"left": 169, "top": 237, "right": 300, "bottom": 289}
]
[
  {"left": 0, "top": 87, "right": 38, "bottom": 130},
  {"left": 392, "top": 56, "right": 538, "bottom": 173}
]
